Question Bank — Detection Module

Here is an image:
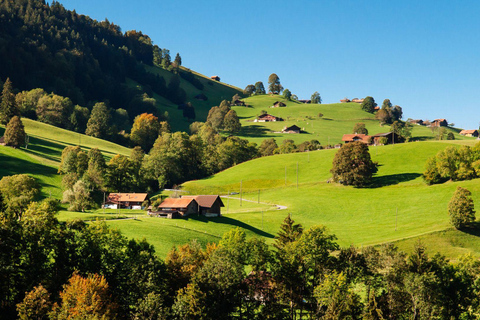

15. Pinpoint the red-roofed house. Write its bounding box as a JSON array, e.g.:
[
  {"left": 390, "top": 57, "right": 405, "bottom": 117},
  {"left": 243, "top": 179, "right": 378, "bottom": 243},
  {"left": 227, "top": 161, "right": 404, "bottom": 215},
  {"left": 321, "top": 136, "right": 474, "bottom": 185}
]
[
  {"left": 459, "top": 130, "right": 479, "bottom": 137},
  {"left": 182, "top": 195, "right": 224, "bottom": 217},
  {"left": 340, "top": 98, "right": 351, "bottom": 103},
  {"left": 255, "top": 114, "right": 283, "bottom": 122},
  {"left": 430, "top": 119, "right": 448, "bottom": 127},
  {"left": 157, "top": 198, "right": 198, "bottom": 217},
  {"left": 105, "top": 193, "right": 148, "bottom": 210},
  {"left": 211, "top": 75, "right": 220, "bottom": 81},
  {"left": 341, "top": 134, "right": 372, "bottom": 144}
]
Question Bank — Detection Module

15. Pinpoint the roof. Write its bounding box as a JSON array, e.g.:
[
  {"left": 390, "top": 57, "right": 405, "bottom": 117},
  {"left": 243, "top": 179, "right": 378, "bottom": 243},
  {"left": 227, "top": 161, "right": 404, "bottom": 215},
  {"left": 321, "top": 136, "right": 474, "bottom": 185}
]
[
  {"left": 342, "top": 134, "right": 371, "bottom": 143},
  {"left": 258, "top": 114, "right": 281, "bottom": 121},
  {"left": 182, "top": 195, "right": 224, "bottom": 208},
  {"left": 283, "top": 125, "right": 301, "bottom": 131},
  {"left": 433, "top": 119, "right": 447, "bottom": 122},
  {"left": 107, "top": 193, "right": 148, "bottom": 203},
  {"left": 372, "top": 132, "right": 393, "bottom": 137},
  {"left": 460, "top": 129, "right": 478, "bottom": 134},
  {"left": 158, "top": 198, "right": 196, "bottom": 209}
]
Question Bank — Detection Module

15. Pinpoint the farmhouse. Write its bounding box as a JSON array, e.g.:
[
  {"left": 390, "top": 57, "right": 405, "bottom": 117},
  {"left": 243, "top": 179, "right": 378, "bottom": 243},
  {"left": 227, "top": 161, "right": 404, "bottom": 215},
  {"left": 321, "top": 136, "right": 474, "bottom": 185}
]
[
  {"left": 210, "top": 75, "right": 220, "bottom": 81},
  {"left": 155, "top": 197, "right": 199, "bottom": 218},
  {"left": 282, "top": 125, "right": 301, "bottom": 134},
  {"left": 254, "top": 114, "right": 283, "bottom": 122},
  {"left": 0, "top": 136, "right": 5, "bottom": 146},
  {"left": 233, "top": 99, "right": 246, "bottom": 106},
  {"left": 459, "top": 129, "right": 479, "bottom": 137},
  {"left": 298, "top": 99, "right": 311, "bottom": 104},
  {"left": 430, "top": 119, "right": 448, "bottom": 127},
  {"left": 182, "top": 195, "right": 224, "bottom": 217},
  {"left": 408, "top": 119, "right": 424, "bottom": 125},
  {"left": 351, "top": 98, "right": 364, "bottom": 103},
  {"left": 105, "top": 193, "right": 148, "bottom": 210},
  {"left": 372, "top": 132, "right": 398, "bottom": 145},
  {"left": 271, "top": 101, "right": 286, "bottom": 108},
  {"left": 342, "top": 134, "right": 371, "bottom": 144},
  {"left": 340, "top": 98, "right": 351, "bottom": 103}
]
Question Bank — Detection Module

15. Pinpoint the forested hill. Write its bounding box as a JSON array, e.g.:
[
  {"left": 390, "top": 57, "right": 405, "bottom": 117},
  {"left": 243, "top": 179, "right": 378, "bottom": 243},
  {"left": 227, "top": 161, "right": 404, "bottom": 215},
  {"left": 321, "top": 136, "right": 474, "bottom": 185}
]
[{"left": 0, "top": 0, "right": 241, "bottom": 131}]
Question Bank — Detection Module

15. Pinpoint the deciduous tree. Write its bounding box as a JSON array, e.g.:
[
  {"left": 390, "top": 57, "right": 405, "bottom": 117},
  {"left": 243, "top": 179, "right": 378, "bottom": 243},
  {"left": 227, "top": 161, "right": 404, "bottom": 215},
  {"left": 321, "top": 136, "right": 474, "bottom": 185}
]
[
  {"left": 448, "top": 186, "right": 475, "bottom": 229},
  {"left": 360, "top": 96, "right": 377, "bottom": 113},
  {"left": 130, "top": 113, "right": 160, "bottom": 151},
  {"left": 0, "top": 174, "right": 39, "bottom": 219},
  {"left": 268, "top": 73, "right": 283, "bottom": 94},
  {"left": 36, "top": 94, "right": 73, "bottom": 128},
  {"left": 283, "top": 88, "right": 292, "bottom": 100},
  {"left": 330, "top": 141, "right": 377, "bottom": 186},
  {"left": 85, "top": 102, "right": 110, "bottom": 138},
  {"left": 259, "top": 138, "right": 278, "bottom": 156},
  {"left": 4, "top": 116, "right": 26, "bottom": 148},
  {"left": 243, "top": 84, "right": 255, "bottom": 96},
  {"left": 254, "top": 81, "right": 266, "bottom": 95},
  {"left": 352, "top": 123, "right": 368, "bottom": 135},
  {"left": 311, "top": 91, "right": 322, "bottom": 104},
  {"left": 223, "top": 110, "right": 241, "bottom": 133},
  {"left": 16, "top": 285, "right": 52, "bottom": 320}
]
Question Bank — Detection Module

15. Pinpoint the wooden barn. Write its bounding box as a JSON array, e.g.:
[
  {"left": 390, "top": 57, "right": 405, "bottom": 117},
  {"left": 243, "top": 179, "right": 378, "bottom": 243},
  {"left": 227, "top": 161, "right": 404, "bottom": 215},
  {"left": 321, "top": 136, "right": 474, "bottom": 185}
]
[
  {"left": 182, "top": 195, "right": 224, "bottom": 217},
  {"left": 210, "top": 75, "right": 220, "bottom": 81},
  {"left": 155, "top": 198, "right": 199, "bottom": 218},
  {"left": 459, "top": 129, "right": 479, "bottom": 137},
  {"left": 282, "top": 125, "right": 301, "bottom": 134},
  {"left": 255, "top": 114, "right": 283, "bottom": 122}
]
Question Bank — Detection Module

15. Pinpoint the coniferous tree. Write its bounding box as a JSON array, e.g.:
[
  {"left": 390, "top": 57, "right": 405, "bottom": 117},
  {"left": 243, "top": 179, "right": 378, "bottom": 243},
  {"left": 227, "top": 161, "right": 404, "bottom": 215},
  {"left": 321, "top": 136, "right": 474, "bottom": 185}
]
[
  {"left": 174, "top": 53, "right": 182, "bottom": 66},
  {"left": 274, "top": 214, "right": 304, "bottom": 250},
  {"left": 4, "top": 116, "right": 26, "bottom": 148},
  {"left": 0, "top": 78, "right": 18, "bottom": 125}
]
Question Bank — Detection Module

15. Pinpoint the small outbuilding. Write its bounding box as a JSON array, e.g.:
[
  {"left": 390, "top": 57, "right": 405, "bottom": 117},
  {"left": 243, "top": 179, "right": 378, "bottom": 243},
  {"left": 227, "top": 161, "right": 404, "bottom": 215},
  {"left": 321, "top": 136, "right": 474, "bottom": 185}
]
[
  {"left": 255, "top": 114, "right": 283, "bottom": 122},
  {"left": 351, "top": 98, "right": 364, "bottom": 103},
  {"left": 408, "top": 119, "right": 424, "bottom": 125},
  {"left": 182, "top": 195, "right": 224, "bottom": 217},
  {"left": 157, "top": 198, "right": 199, "bottom": 217},
  {"left": 459, "top": 130, "right": 479, "bottom": 137},
  {"left": 211, "top": 75, "right": 220, "bottom": 81},
  {"left": 233, "top": 99, "right": 246, "bottom": 106},
  {"left": 340, "top": 98, "right": 351, "bottom": 103},
  {"left": 282, "top": 125, "right": 301, "bottom": 134},
  {"left": 271, "top": 101, "right": 286, "bottom": 108}
]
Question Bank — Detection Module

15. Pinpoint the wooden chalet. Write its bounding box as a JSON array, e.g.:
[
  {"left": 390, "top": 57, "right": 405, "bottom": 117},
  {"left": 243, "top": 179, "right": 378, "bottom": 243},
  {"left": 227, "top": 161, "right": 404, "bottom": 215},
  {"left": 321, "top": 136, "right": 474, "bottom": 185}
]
[
  {"left": 430, "top": 119, "right": 448, "bottom": 127},
  {"left": 0, "top": 136, "right": 5, "bottom": 146},
  {"left": 255, "top": 114, "right": 283, "bottom": 122},
  {"left": 182, "top": 195, "right": 224, "bottom": 217},
  {"left": 210, "top": 75, "right": 220, "bottom": 81},
  {"left": 271, "top": 101, "right": 286, "bottom": 108},
  {"left": 408, "top": 119, "right": 424, "bottom": 125},
  {"left": 105, "top": 193, "right": 148, "bottom": 210},
  {"left": 351, "top": 98, "right": 364, "bottom": 103},
  {"left": 340, "top": 98, "right": 351, "bottom": 103},
  {"left": 282, "top": 124, "right": 301, "bottom": 134},
  {"left": 372, "top": 132, "right": 398, "bottom": 145},
  {"left": 154, "top": 197, "right": 199, "bottom": 218},
  {"left": 460, "top": 129, "right": 479, "bottom": 137},
  {"left": 233, "top": 99, "right": 246, "bottom": 106},
  {"left": 342, "top": 134, "right": 371, "bottom": 144}
]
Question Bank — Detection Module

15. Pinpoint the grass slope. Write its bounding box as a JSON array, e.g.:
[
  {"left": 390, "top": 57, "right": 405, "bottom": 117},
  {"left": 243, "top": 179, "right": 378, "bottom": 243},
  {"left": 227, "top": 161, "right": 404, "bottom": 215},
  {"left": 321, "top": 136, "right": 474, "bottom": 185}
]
[
  {"left": 232, "top": 95, "right": 473, "bottom": 146},
  {"left": 180, "top": 140, "right": 480, "bottom": 259}
]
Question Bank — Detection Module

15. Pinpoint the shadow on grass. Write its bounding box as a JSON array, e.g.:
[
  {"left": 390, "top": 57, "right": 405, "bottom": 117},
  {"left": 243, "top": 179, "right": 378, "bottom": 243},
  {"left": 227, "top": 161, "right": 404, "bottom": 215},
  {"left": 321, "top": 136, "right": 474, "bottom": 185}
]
[
  {"left": 459, "top": 222, "right": 480, "bottom": 237},
  {"left": 186, "top": 214, "right": 275, "bottom": 238},
  {"left": 240, "top": 125, "right": 271, "bottom": 137},
  {"left": 410, "top": 136, "right": 433, "bottom": 142},
  {"left": 369, "top": 173, "right": 422, "bottom": 188}
]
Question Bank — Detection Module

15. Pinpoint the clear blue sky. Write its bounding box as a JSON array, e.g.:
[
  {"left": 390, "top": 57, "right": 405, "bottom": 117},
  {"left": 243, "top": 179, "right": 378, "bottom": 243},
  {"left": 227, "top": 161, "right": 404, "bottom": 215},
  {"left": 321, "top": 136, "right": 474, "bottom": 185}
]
[{"left": 60, "top": 0, "right": 480, "bottom": 129}]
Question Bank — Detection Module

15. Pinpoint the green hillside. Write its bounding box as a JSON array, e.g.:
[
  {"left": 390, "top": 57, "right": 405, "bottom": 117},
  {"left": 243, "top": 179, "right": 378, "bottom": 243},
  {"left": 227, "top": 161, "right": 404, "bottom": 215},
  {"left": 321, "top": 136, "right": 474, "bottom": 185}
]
[
  {"left": 231, "top": 95, "right": 472, "bottom": 145},
  {"left": 179, "top": 140, "right": 480, "bottom": 259}
]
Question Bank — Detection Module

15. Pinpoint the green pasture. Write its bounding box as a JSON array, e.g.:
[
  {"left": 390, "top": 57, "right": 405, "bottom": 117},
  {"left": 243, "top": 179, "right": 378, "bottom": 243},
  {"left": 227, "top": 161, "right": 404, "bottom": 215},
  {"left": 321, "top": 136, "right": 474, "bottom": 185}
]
[{"left": 232, "top": 95, "right": 473, "bottom": 146}]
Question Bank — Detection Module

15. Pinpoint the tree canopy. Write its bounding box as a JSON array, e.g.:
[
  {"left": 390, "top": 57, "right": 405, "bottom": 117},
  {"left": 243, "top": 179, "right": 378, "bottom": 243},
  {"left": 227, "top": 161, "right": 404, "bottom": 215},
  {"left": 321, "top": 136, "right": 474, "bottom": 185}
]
[
  {"left": 4, "top": 116, "right": 26, "bottom": 148},
  {"left": 360, "top": 96, "right": 377, "bottom": 113},
  {"left": 268, "top": 73, "right": 283, "bottom": 94},
  {"left": 311, "top": 91, "right": 322, "bottom": 104},
  {"left": 331, "top": 142, "right": 378, "bottom": 186},
  {"left": 448, "top": 186, "right": 475, "bottom": 229}
]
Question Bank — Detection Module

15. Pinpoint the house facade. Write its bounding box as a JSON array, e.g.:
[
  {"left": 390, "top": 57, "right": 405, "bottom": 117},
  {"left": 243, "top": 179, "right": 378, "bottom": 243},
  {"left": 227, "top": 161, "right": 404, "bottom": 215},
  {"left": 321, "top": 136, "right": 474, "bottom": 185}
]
[
  {"left": 459, "top": 130, "right": 479, "bottom": 137},
  {"left": 255, "top": 114, "right": 283, "bottom": 122},
  {"left": 182, "top": 195, "right": 224, "bottom": 217},
  {"left": 430, "top": 119, "right": 448, "bottom": 127},
  {"left": 156, "top": 198, "right": 198, "bottom": 217},
  {"left": 105, "top": 193, "right": 148, "bottom": 210}
]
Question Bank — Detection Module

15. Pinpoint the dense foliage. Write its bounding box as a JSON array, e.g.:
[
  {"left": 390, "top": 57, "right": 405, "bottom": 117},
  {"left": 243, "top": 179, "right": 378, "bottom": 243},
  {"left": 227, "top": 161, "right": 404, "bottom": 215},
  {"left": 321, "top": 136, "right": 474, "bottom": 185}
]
[
  {"left": 448, "top": 186, "right": 476, "bottom": 229},
  {"left": 331, "top": 141, "right": 378, "bottom": 186}
]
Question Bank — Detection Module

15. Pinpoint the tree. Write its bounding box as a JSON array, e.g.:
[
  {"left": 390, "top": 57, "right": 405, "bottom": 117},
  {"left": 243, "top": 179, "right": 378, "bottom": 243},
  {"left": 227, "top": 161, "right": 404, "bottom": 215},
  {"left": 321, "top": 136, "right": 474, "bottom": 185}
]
[
  {"left": 330, "top": 141, "right": 378, "bottom": 186},
  {"left": 259, "top": 138, "right": 278, "bottom": 156},
  {"left": 0, "top": 174, "right": 39, "bottom": 219},
  {"left": 447, "top": 132, "right": 455, "bottom": 140},
  {"left": 254, "top": 81, "right": 266, "bottom": 95},
  {"left": 62, "top": 180, "right": 93, "bottom": 212},
  {"left": 130, "top": 113, "right": 160, "bottom": 151},
  {"left": 352, "top": 123, "right": 368, "bottom": 135},
  {"left": 161, "top": 49, "right": 171, "bottom": 68},
  {"left": 311, "top": 91, "right": 322, "bottom": 104},
  {"left": 16, "top": 285, "right": 52, "bottom": 320},
  {"left": 448, "top": 186, "right": 475, "bottom": 229},
  {"left": 223, "top": 110, "right": 241, "bottom": 133},
  {"left": 36, "top": 94, "right": 74, "bottom": 128},
  {"left": 4, "top": 116, "right": 26, "bottom": 148},
  {"left": 69, "top": 105, "right": 90, "bottom": 133},
  {"left": 50, "top": 273, "right": 117, "bottom": 319},
  {"left": 391, "top": 120, "right": 413, "bottom": 142},
  {"left": 244, "top": 84, "right": 255, "bottom": 96},
  {"left": 274, "top": 214, "right": 303, "bottom": 250},
  {"left": 268, "top": 73, "right": 283, "bottom": 94},
  {"left": 105, "top": 154, "right": 134, "bottom": 192},
  {"left": 0, "top": 78, "right": 18, "bottom": 125},
  {"left": 174, "top": 52, "right": 182, "bottom": 66},
  {"left": 15, "top": 88, "right": 46, "bottom": 119},
  {"left": 360, "top": 96, "right": 377, "bottom": 113},
  {"left": 85, "top": 102, "right": 110, "bottom": 138},
  {"left": 283, "top": 88, "right": 292, "bottom": 100}
]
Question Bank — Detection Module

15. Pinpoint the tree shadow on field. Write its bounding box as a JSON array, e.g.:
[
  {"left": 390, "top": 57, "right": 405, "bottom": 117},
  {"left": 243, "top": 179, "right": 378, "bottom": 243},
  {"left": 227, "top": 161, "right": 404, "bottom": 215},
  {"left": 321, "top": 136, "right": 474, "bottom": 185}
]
[
  {"left": 410, "top": 136, "right": 432, "bottom": 142},
  {"left": 368, "top": 173, "right": 422, "bottom": 188},
  {"left": 459, "top": 222, "right": 480, "bottom": 237},
  {"left": 240, "top": 125, "right": 271, "bottom": 137},
  {"left": 186, "top": 215, "right": 274, "bottom": 238}
]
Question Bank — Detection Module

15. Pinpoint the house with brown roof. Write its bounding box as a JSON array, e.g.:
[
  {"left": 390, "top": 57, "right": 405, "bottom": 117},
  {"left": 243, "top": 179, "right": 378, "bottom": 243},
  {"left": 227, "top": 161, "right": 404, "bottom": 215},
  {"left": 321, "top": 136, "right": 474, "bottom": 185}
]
[
  {"left": 372, "top": 132, "right": 399, "bottom": 145},
  {"left": 282, "top": 124, "right": 301, "bottom": 134},
  {"left": 340, "top": 98, "right": 351, "bottom": 103},
  {"left": 351, "top": 98, "right": 364, "bottom": 103},
  {"left": 105, "top": 193, "right": 148, "bottom": 210},
  {"left": 430, "top": 119, "right": 448, "bottom": 127},
  {"left": 342, "top": 134, "right": 372, "bottom": 144},
  {"left": 254, "top": 114, "right": 283, "bottom": 122},
  {"left": 156, "top": 197, "right": 199, "bottom": 218},
  {"left": 298, "top": 99, "right": 311, "bottom": 104},
  {"left": 182, "top": 195, "right": 224, "bottom": 217},
  {"left": 271, "top": 101, "right": 286, "bottom": 108},
  {"left": 459, "top": 129, "right": 479, "bottom": 137},
  {"left": 210, "top": 75, "right": 220, "bottom": 81},
  {"left": 408, "top": 119, "right": 424, "bottom": 125}
]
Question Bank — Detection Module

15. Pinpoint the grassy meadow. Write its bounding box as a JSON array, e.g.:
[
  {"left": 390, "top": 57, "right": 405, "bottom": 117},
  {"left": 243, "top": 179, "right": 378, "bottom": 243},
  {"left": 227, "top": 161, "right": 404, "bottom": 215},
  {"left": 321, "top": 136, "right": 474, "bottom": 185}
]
[{"left": 232, "top": 95, "right": 472, "bottom": 146}]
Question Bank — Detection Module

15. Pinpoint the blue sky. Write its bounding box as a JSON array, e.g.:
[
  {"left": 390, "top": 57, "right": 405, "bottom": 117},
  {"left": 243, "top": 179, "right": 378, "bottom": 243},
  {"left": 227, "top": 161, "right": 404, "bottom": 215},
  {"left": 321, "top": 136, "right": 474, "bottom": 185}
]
[{"left": 60, "top": 0, "right": 479, "bottom": 129}]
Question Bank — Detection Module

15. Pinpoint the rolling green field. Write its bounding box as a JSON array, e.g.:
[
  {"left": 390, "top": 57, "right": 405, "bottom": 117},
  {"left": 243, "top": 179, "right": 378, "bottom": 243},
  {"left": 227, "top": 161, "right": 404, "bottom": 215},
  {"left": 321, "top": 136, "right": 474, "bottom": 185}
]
[{"left": 232, "top": 95, "right": 471, "bottom": 146}]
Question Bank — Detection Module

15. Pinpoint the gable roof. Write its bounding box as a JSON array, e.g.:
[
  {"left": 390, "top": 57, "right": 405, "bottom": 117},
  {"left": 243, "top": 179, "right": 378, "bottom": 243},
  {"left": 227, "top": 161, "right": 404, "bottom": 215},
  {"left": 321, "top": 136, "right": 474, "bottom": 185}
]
[
  {"left": 158, "top": 198, "right": 196, "bottom": 209},
  {"left": 182, "top": 195, "right": 224, "bottom": 208},
  {"left": 342, "top": 134, "right": 371, "bottom": 143},
  {"left": 283, "top": 124, "right": 301, "bottom": 131},
  {"left": 107, "top": 193, "right": 148, "bottom": 203},
  {"left": 460, "top": 129, "right": 478, "bottom": 134}
]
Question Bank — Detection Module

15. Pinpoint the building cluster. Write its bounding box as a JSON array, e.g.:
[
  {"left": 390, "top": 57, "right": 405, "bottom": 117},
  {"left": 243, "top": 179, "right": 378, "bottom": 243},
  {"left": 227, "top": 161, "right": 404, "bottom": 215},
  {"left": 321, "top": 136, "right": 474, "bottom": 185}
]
[
  {"left": 341, "top": 132, "right": 397, "bottom": 145},
  {"left": 340, "top": 98, "right": 364, "bottom": 103}
]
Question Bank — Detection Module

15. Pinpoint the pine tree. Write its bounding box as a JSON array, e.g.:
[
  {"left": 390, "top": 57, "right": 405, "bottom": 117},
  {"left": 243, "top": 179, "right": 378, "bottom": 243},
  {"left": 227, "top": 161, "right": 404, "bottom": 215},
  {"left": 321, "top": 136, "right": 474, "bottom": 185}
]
[
  {"left": 4, "top": 116, "right": 26, "bottom": 148},
  {"left": 0, "top": 78, "right": 18, "bottom": 125},
  {"left": 274, "top": 214, "right": 303, "bottom": 250},
  {"left": 174, "top": 53, "right": 182, "bottom": 66}
]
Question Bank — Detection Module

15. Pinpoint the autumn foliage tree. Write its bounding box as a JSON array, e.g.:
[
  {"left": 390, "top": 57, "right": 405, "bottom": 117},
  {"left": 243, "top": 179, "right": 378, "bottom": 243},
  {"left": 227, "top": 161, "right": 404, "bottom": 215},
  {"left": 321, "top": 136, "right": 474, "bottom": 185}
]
[
  {"left": 330, "top": 142, "right": 378, "bottom": 186},
  {"left": 16, "top": 285, "right": 52, "bottom": 320},
  {"left": 4, "top": 116, "right": 26, "bottom": 148},
  {"left": 130, "top": 113, "right": 161, "bottom": 151}
]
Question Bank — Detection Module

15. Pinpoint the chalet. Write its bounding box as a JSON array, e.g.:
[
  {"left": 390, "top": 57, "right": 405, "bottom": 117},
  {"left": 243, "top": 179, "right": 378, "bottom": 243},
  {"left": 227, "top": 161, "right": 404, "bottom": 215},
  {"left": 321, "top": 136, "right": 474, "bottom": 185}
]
[
  {"left": 233, "top": 99, "right": 246, "bottom": 106},
  {"left": 155, "top": 198, "right": 199, "bottom": 218},
  {"left": 282, "top": 124, "right": 301, "bottom": 134},
  {"left": 459, "top": 129, "right": 479, "bottom": 137},
  {"left": 182, "top": 195, "right": 224, "bottom": 217},
  {"left": 340, "top": 98, "right": 351, "bottom": 103},
  {"left": 408, "top": 119, "right": 424, "bottom": 125},
  {"left": 105, "top": 193, "right": 148, "bottom": 210},
  {"left": 271, "top": 101, "right": 286, "bottom": 108},
  {"left": 298, "top": 99, "right": 311, "bottom": 104},
  {"left": 210, "top": 75, "right": 220, "bottom": 81},
  {"left": 341, "top": 134, "right": 371, "bottom": 144},
  {"left": 254, "top": 114, "right": 283, "bottom": 122},
  {"left": 0, "top": 136, "right": 5, "bottom": 146},
  {"left": 194, "top": 93, "right": 208, "bottom": 101},
  {"left": 372, "top": 132, "right": 399, "bottom": 145},
  {"left": 351, "top": 98, "right": 364, "bottom": 103},
  {"left": 430, "top": 119, "right": 448, "bottom": 127}
]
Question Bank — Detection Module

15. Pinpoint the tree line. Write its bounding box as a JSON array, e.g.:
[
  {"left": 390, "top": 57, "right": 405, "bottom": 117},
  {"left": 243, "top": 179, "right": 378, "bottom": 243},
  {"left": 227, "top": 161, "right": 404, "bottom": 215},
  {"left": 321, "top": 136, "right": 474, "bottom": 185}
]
[{"left": 2, "top": 194, "right": 480, "bottom": 319}]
